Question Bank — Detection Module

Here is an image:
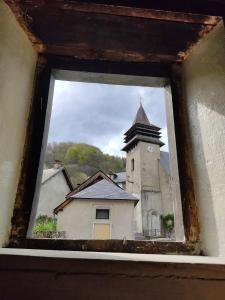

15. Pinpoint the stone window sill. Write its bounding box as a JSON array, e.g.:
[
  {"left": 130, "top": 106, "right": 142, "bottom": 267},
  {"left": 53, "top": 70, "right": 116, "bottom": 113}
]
[{"left": 0, "top": 248, "right": 225, "bottom": 265}]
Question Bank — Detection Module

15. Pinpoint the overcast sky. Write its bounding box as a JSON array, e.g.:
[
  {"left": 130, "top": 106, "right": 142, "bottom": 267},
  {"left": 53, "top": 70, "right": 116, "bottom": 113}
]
[{"left": 48, "top": 80, "right": 168, "bottom": 157}]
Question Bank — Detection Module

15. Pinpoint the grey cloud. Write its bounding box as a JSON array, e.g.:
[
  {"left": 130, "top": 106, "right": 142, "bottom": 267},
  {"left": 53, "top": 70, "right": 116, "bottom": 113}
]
[{"left": 48, "top": 81, "right": 168, "bottom": 156}]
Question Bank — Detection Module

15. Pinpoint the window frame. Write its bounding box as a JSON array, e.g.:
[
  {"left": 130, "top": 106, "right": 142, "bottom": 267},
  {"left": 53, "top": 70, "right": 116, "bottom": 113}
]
[{"left": 7, "top": 55, "right": 199, "bottom": 254}]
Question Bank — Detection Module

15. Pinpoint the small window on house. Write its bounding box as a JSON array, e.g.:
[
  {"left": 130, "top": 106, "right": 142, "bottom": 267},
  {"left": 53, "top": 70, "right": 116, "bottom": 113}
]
[
  {"left": 96, "top": 209, "right": 110, "bottom": 220},
  {"left": 131, "top": 159, "right": 134, "bottom": 171}
]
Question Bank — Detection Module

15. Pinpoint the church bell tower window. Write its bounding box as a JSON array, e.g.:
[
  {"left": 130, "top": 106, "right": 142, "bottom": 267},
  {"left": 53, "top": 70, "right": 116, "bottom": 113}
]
[{"left": 131, "top": 158, "right": 134, "bottom": 171}]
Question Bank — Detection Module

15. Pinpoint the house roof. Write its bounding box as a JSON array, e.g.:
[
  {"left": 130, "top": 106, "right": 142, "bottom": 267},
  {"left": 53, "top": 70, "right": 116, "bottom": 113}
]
[
  {"left": 42, "top": 168, "right": 61, "bottom": 184},
  {"left": 42, "top": 167, "right": 74, "bottom": 191},
  {"left": 66, "top": 170, "right": 115, "bottom": 199},
  {"left": 109, "top": 172, "right": 126, "bottom": 183},
  {"left": 72, "top": 179, "right": 137, "bottom": 202},
  {"left": 54, "top": 170, "right": 138, "bottom": 214}
]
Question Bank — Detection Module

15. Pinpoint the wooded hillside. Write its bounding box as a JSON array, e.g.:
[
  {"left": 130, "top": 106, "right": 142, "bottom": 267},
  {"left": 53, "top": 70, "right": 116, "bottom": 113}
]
[{"left": 45, "top": 142, "right": 126, "bottom": 186}]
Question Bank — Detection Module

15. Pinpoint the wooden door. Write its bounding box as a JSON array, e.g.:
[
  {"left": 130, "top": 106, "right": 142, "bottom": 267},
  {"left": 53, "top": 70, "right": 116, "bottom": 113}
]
[{"left": 93, "top": 224, "right": 110, "bottom": 239}]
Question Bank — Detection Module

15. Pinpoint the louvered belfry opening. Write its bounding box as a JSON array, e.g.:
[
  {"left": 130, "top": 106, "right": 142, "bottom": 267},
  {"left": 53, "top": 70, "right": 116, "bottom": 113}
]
[{"left": 123, "top": 103, "right": 164, "bottom": 152}]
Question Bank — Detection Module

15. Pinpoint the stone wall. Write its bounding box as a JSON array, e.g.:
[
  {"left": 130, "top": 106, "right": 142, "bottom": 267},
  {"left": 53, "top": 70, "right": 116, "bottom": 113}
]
[{"left": 181, "top": 21, "right": 225, "bottom": 256}]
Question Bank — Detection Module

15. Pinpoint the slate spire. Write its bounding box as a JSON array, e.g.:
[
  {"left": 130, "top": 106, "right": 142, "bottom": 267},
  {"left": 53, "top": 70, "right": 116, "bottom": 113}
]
[
  {"left": 122, "top": 102, "right": 164, "bottom": 152},
  {"left": 133, "top": 103, "right": 151, "bottom": 126}
]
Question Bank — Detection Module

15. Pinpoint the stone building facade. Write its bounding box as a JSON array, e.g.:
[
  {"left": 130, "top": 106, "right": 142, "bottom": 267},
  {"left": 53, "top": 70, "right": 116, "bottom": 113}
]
[
  {"left": 36, "top": 166, "right": 73, "bottom": 217},
  {"left": 122, "top": 104, "right": 174, "bottom": 239}
]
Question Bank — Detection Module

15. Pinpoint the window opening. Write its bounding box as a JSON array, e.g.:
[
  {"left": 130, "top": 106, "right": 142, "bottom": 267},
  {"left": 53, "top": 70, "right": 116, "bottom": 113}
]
[
  {"left": 131, "top": 159, "right": 134, "bottom": 171},
  {"left": 28, "top": 71, "right": 184, "bottom": 242},
  {"left": 96, "top": 209, "right": 110, "bottom": 220}
]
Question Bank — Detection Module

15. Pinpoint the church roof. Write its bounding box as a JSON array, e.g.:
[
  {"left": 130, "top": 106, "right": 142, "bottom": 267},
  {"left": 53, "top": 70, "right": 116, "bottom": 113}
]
[
  {"left": 54, "top": 170, "right": 138, "bottom": 213},
  {"left": 133, "top": 103, "right": 151, "bottom": 126},
  {"left": 122, "top": 103, "right": 164, "bottom": 152}
]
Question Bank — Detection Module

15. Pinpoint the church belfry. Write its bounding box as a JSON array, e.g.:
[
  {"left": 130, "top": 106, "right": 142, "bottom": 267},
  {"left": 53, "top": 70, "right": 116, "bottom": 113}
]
[{"left": 122, "top": 103, "right": 164, "bottom": 153}]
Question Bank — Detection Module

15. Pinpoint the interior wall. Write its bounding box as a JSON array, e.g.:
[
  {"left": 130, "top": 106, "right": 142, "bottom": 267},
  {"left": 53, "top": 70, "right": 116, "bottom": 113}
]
[
  {"left": 1, "top": 254, "right": 225, "bottom": 300},
  {"left": 181, "top": 21, "right": 225, "bottom": 256},
  {"left": 0, "top": 0, "right": 37, "bottom": 246}
]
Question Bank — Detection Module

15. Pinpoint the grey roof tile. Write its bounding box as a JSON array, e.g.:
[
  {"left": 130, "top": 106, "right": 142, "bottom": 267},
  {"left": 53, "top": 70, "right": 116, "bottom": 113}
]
[
  {"left": 109, "top": 172, "right": 126, "bottom": 183},
  {"left": 133, "top": 103, "right": 151, "bottom": 126},
  {"left": 42, "top": 168, "right": 63, "bottom": 184},
  {"left": 72, "top": 179, "right": 138, "bottom": 202}
]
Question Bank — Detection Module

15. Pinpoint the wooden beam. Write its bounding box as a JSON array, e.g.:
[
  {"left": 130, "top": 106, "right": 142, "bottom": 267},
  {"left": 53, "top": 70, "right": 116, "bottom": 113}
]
[
  {"left": 47, "top": 55, "right": 172, "bottom": 78},
  {"left": 43, "top": 44, "right": 178, "bottom": 63},
  {"left": 178, "top": 24, "right": 214, "bottom": 61},
  {"left": 4, "top": 0, "right": 220, "bottom": 63},
  {"left": 18, "top": 0, "right": 220, "bottom": 25},
  {"left": 45, "top": 0, "right": 225, "bottom": 17}
]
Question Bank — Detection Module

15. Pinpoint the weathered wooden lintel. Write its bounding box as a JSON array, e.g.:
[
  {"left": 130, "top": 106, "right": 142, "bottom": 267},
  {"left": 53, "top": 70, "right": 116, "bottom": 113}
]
[
  {"left": 14, "top": 0, "right": 221, "bottom": 25},
  {"left": 3, "top": 0, "right": 221, "bottom": 64}
]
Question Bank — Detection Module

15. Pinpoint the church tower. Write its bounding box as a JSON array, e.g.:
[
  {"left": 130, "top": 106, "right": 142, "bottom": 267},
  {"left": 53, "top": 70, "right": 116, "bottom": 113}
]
[{"left": 122, "top": 103, "right": 164, "bottom": 238}]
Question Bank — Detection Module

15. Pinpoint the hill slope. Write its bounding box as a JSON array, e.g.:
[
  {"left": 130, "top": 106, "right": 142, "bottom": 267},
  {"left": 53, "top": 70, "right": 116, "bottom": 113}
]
[{"left": 45, "top": 142, "right": 126, "bottom": 186}]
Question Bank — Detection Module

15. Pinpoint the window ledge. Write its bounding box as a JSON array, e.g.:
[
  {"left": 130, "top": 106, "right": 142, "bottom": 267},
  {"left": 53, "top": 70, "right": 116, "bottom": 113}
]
[{"left": 0, "top": 248, "right": 225, "bottom": 265}]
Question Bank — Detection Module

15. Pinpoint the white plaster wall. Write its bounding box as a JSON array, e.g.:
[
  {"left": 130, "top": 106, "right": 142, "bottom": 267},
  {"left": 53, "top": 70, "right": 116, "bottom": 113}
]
[
  {"left": 159, "top": 165, "right": 173, "bottom": 215},
  {"left": 165, "top": 86, "right": 184, "bottom": 241},
  {"left": 36, "top": 172, "right": 71, "bottom": 217},
  {"left": 181, "top": 21, "right": 225, "bottom": 256},
  {"left": 57, "top": 199, "right": 135, "bottom": 240},
  {"left": 0, "top": 0, "right": 37, "bottom": 246}
]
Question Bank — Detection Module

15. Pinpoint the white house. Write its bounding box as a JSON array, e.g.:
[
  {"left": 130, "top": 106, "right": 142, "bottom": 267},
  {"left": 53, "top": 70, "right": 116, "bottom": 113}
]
[
  {"left": 35, "top": 165, "right": 74, "bottom": 217},
  {"left": 54, "top": 171, "right": 138, "bottom": 240}
]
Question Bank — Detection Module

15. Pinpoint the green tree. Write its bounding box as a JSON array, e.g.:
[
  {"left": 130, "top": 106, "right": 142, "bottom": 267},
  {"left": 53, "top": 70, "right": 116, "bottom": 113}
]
[
  {"left": 65, "top": 143, "right": 103, "bottom": 166},
  {"left": 44, "top": 142, "right": 126, "bottom": 187},
  {"left": 161, "top": 214, "right": 174, "bottom": 237}
]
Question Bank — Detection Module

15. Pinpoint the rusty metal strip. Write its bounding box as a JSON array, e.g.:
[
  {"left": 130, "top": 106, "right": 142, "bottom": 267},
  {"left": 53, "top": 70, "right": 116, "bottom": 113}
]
[{"left": 170, "top": 63, "right": 200, "bottom": 243}]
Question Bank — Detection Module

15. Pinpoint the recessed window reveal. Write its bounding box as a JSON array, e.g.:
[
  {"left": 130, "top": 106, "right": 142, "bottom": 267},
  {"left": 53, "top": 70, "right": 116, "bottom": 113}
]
[{"left": 29, "top": 75, "right": 184, "bottom": 242}]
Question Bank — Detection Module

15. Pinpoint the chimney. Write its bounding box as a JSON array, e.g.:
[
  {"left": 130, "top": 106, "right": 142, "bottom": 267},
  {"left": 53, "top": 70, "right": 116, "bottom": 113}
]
[{"left": 53, "top": 160, "right": 63, "bottom": 169}]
